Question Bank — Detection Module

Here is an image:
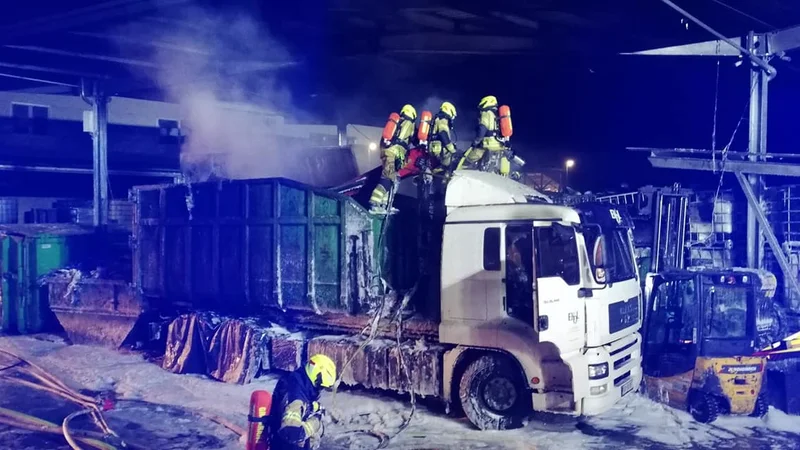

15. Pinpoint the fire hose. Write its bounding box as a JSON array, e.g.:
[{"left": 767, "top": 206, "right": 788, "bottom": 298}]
[
  {"left": 0, "top": 348, "right": 125, "bottom": 450},
  {"left": 0, "top": 406, "right": 119, "bottom": 450},
  {"left": 328, "top": 188, "right": 419, "bottom": 449},
  {"left": 0, "top": 348, "right": 245, "bottom": 448}
]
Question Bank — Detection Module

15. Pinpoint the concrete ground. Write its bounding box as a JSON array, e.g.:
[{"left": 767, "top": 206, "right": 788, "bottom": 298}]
[{"left": 1, "top": 334, "right": 799, "bottom": 450}]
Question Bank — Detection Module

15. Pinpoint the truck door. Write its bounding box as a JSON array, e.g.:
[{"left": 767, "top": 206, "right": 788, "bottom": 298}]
[
  {"left": 533, "top": 222, "right": 584, "bottom": 354},
  {"left": 505, "top": 224, "right": 534, "bottom": 327}
]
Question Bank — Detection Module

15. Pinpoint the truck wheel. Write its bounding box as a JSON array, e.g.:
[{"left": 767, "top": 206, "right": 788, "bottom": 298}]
[
  {"left": 750, "top": 395, "right": 768, "bottom": 418},
  {"left": 459, "top": 354, "right": 528, "bottom": 430},
  {"left": 689, "top": 393, "right": 719, "bottom": 424}
]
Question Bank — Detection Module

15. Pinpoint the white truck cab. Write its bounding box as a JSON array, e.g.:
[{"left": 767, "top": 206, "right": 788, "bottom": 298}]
[{"left": 437, "top": 171, "right": 642, "bottom": 427}]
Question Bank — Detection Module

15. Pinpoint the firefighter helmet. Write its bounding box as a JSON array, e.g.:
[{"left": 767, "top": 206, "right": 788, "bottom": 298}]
[
  {"left": 400, "top": 104, "right": 417, "bottom": 121},
  {"left": 439, "top": 101, "right": 457, "bottom": 119},
  {"left": 478, "top": 95, "right": 498, "bottom": 110},
  {"left": 306, "top": 354, "right": 337, "bottom": 389}
]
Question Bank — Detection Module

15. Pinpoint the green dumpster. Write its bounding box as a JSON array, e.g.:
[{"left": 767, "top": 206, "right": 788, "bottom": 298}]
[{"left": 0, "top": 224, "right": 103, "bottom": 334}]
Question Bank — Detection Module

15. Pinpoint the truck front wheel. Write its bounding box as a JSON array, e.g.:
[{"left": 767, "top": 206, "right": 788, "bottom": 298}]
[{"left": 458, "top": 354, "right": 528, "bottom": 430}]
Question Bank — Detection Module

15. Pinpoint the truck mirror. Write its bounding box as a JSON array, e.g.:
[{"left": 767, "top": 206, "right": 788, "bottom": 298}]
[{"left": 590, "top": 228, "right": 609, "bottom": 286}]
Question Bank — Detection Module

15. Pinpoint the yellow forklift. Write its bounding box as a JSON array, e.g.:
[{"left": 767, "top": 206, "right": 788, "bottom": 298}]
[{"left": 641, "top": 268, "right": 769, "bottom": 423}]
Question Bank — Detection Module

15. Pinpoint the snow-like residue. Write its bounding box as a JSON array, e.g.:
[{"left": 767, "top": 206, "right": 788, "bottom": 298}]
[
  {"left": 584, "top": 392, "right": 800, "bottom": 447},
  {"left": 2, "top": 335, "right": 799, "bottom": 450}
]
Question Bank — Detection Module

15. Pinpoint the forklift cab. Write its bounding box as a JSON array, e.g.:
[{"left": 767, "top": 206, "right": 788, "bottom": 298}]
[{"left": 642, "top": 269, "right": 767, "bottom": 423}]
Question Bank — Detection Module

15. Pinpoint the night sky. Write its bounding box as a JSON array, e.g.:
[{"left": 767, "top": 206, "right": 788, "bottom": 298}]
[{"left": 267, "top": 1, "right": 800, "bottom": 192}]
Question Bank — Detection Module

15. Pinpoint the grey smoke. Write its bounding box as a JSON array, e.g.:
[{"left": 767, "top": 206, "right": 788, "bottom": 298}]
[{"left": 112, "top": 3, "right": 356, "bottom": 185}]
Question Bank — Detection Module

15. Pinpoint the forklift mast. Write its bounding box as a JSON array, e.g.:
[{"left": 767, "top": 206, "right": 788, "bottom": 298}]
[{"left": 651, "top": 185, "right": 691, "bottom": 273}]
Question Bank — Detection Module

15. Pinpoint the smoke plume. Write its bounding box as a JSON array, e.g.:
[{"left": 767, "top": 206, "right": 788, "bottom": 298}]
[{"left": 113, "top": 3, "right": 354, "bottom": 185}]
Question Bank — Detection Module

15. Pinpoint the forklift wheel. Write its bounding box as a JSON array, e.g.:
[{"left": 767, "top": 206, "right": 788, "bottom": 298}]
[
  {"left": 750, "top": 395, "right": 768, "bottom": 418},
  {"left": 689, "top": 393, "right": 719, "bottom": 424}
]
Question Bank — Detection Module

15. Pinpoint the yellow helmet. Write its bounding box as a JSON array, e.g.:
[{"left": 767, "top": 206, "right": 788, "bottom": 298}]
[
  {"left": 306, "top": 354, "right": 337, "bottom": 389},
  {"left": 439, "top": 101, "right": 457, "bottom": 119},
  {"left": 478, "top": 95, "right": 498, "bottom": 110},
  {"left": 400, "top": 104, "right": 417, "bottom": 120}
]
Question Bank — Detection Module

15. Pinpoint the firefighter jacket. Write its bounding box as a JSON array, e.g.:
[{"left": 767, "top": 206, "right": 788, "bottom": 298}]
[
  {"left": 269, "top": 369, "right": 323, "bottom": 450},
  {"left": 474, "top": 108, "right": 504, "bottom": 151},
  {"left": 430, "top": 114, "right": 456, "bottom": 162}
]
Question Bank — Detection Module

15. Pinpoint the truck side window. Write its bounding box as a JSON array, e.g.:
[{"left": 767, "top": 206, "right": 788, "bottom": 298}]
[
  {"left": 535, "top": 225, "right": 580, "bottom": 286},
  {"left": 483, "top": 227, "right": 501, "bottom": 271},
  {"left": 506, "top": 225, "right": 534, "bottom": 326}
]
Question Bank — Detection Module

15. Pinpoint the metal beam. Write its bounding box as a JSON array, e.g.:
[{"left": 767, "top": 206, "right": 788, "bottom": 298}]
[
  {"left": 655, "top": 0, "right": 776, "bottom": 77},
  {"left": 0, "top": 0, "right": 192, "bottom": 40},
  {"left": 0, "top": 62, "right": 107, "bottom": 79},
  {"left": 647, "top": 155, "right": 800, "bottom": 177},
  {"left": 4, "top": 45, "right": 157, "bottom": 68},
  {"left": 68, "top": 31, "right": 211, "bottom": 56},
  {"left": 380, "top": 32, "right": 536, "bottom": 52},
  {"left": 621, "top": 38, "right": 742, "bottom": 56},
  {"left": 0, "top": 164, "right": 179, "bottom": 178},
  {"left": 736, "top": 172, "right": 800, "bottom": 305},
  {"left": 0, "top": 72, "right": 79, "bottom": 87},
  {"left": 401, "top": 9, "right": 456, "bottom": 32},
  {"left": 768, "top": 24, "right": 800, "bottom": 54}
]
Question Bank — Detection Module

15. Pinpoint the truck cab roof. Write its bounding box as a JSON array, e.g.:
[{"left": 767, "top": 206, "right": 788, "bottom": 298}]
[{"left": 445, "top": 170, "right": 552, "bottom": 208}]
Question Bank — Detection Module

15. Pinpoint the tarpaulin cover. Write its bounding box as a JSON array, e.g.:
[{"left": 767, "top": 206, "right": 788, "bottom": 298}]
[
  {"left": 162, "top": 312, "right": 222, "bottom": 375},
  {"left": 162, "top": 312, "right": 271, "bottom": 385},
  {"left": 206, "top": 318, "right": 270, "bottom": 385}
]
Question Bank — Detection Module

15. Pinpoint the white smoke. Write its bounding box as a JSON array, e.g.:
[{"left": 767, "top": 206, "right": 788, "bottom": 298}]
[{"left": 112, "top": 3, "right": 355, "bottom": 185}]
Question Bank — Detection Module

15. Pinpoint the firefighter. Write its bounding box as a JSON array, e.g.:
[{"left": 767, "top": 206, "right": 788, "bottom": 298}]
[
  {"left": 269, "top": 354, "right": 337, "bottom": 450},
  {"left": 370, "top": 104, "right": 417, "bottom": 212},
  {"left": 456, "top": 95, "right": 512, "bottom": 176},
  {"left": 429, "top": 101, "right": 458, "bottom": 175}
]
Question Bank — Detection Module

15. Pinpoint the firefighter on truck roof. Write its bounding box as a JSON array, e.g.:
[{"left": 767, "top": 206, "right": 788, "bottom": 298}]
[
  {"left": 456, "top": 95, "right": 514, "bottom": 177},
  {"left": 370, "top": 104, "right": 417, "bottom": 213},
  {"left": 430, "top": 101, "right": 458, "bottom": 176},
  {"left": 269, "top": 354, "right": 337, "bottom": 450}
]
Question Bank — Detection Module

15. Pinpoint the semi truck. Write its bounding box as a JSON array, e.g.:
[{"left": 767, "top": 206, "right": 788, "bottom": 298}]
[{"left": 129, "top": 169, "right": 642, "bottom": 430}]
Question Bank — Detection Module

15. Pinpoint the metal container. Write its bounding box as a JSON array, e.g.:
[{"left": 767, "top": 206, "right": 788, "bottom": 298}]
[
  {"left": 0, "top": 224, "right": 129, "bottom": 334},
  {"left": 47, "top": 278, "right": 142, "bottom": 348},
  {"left": 132, "top": 178, "right": 385, "bottom": 316},
  {"left": 0, "top": 198, "right": 19, "bottom": 224}
]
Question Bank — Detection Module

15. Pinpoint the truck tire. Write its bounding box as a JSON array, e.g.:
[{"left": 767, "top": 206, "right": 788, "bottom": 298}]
[
  {"left": 750, "top": 395, "right": 768, "bottom": 418},
  {"left": 458, "top": 354, "right": 528, "bottom": 430},
  {"left": 689, "top": 393, "right": 719, "bottom": 423}
]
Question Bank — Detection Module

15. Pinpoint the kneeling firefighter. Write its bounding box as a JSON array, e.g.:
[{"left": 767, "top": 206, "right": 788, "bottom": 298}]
[
  {"left": 370, "top": 104, "right": 417, "bottom": 213},
  {"left": 429, "top": 101, "right": 458, "bottom": 175},
  {"left": 456, "top": 95, "right": 515, "bottom": 176},
  {"left": 269, "top": 354, "right": 337, "bottom": 450}
]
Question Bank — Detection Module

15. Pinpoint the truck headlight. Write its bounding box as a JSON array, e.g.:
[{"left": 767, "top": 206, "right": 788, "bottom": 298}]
[
  {"left": 590, "top": 384, "right": 608, "bottom": 395},
  {"left": 588, "top": 362, "right": 609, "bottom": 380}
]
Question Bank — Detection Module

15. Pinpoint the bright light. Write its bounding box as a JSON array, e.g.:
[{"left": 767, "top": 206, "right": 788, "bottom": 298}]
[
  {"left": 565, "top": 159, "right": 575, "bottom": 169},
  {"left": 368, "top": 142, "right": 378, "bottom": 151}
]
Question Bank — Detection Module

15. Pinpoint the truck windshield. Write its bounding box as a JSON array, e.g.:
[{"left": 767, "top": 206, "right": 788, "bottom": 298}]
[
  {"left": 704, "top": 286, "right": 749, "bottom": 339},
  {"left": 584, "top": 227, "right": 636, "bottom": 284}
]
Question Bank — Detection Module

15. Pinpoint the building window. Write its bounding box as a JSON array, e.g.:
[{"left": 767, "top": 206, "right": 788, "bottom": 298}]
[
  {"left": 158, "top": 119, "right": 181, "bottom": 145},
  {"left": 12, "top": 103, "right": 48, "bottom": 135}
]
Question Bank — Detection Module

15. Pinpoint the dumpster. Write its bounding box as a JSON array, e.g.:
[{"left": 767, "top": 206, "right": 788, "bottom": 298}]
[
  {"left": 0, "top": 224, "right": 129, "bottom": 334},
  {"left": 132, "top": 178, "right": 382, "bottom": 316}
]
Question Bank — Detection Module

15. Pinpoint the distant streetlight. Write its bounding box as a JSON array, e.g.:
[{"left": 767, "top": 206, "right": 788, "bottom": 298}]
[
  {"left": 564, "top": 159, "right": 575, "bottom": 192},
  {"left": 368, "top": 142, "right": 378, "bottom": 151}
]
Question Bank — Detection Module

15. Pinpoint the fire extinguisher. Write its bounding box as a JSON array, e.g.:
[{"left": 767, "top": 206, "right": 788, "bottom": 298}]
[{"left": 246, "top": 390, "right": 273, "bottom": 450}]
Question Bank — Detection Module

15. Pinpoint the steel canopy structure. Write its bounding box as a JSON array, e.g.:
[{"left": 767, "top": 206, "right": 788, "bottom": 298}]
[{"left": 625, "top": 1, "right": 800, "bottom": 307}]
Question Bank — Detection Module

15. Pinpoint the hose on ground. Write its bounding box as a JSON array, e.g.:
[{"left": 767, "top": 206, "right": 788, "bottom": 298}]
[
  {"left": 0, "top": 406, "right": 119, "bottom": 450},
  {"left": 63, "top": 409, "right": 94, "bottom": 450},
  {"left": 0, "top": 349, "right": 123, "bottom": 446}
]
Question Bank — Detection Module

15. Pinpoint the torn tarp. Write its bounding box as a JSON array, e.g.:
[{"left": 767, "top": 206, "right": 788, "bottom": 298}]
[
  {"left": 162, "top": 313, "right": 273, "bottom": 385},
  {"left": 206, "top": 318, "right": 270, "bottom": 384},
  {"left": 162, "top": 312, "right": 222, "bottom": 375}
]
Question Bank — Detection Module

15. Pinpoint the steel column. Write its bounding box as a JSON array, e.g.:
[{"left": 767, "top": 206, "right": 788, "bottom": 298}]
[
  {"left": 736, "top": 172, "right": 800, "bottom": 308},
  {"left": 746, "top": 32, "right": 770, "bottom": 269},
  {"left": 82, "top": 80, "right": 110, "bottom": 227}
]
